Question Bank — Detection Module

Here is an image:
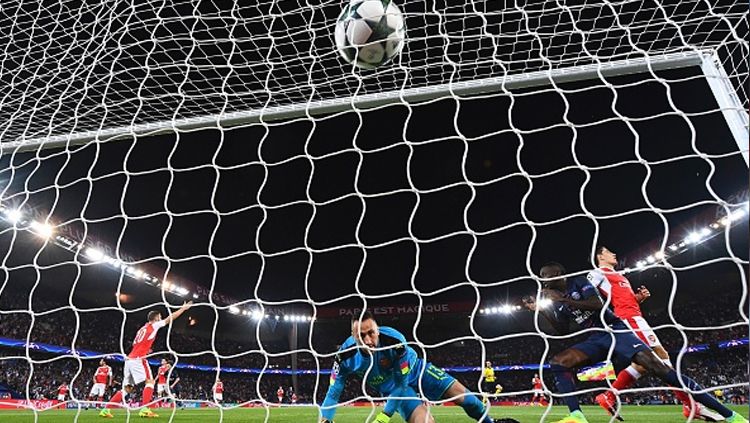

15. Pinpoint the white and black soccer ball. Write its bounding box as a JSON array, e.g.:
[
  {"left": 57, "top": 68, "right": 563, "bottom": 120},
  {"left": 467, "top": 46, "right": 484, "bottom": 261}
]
[{"left": 335, "top": 0, "right": 405, "bottom": 70}]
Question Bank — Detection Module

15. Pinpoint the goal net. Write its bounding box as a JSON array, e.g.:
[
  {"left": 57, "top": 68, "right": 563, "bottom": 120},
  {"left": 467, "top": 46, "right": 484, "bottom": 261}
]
[{"left": 0, "top": 0, "right": 747, "bottom": 421}]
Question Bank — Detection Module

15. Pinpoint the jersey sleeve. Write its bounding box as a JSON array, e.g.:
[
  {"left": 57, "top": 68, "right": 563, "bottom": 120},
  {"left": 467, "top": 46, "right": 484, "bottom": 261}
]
[
  {"left": 586, "top": 269, "right": 606, "bottom": 288},
  {"left": 152, "top": 320, "right": 167, "bottom": 330},
  {"left": 320, "top": 354, "right": 351, "bottom": 421},
  {"left": 573, "top": 276, "right": 599, "bottom": 300}
]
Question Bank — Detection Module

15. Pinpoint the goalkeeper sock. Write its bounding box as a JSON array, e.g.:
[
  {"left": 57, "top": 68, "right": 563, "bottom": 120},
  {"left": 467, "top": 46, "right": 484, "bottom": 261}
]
[
  {"left": 551, "top": 363, "right": 581, "bottom": 413},
  {"left": 458, "top": 391, "right": 493, "bottom": 423},
  {"left": 662, "top": 370, "right": 732, "bottom": 418}
]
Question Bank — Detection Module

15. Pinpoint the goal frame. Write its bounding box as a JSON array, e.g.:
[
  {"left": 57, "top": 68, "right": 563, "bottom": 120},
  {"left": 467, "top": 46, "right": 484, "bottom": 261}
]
[{"left": 3, "top": 49, "right": 748, "bottom": 166}]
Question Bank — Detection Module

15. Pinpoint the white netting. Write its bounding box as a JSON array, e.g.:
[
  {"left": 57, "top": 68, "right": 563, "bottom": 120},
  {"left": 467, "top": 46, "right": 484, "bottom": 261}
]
[
  {"left": 0, "top": 0, "right": 747, "bottom": 422},
  {"left": 0, "top": 0, "right": 746, "bottom": 144}
]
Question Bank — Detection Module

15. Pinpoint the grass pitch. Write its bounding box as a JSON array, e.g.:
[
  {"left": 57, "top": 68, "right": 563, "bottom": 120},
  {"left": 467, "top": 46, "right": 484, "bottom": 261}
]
[{"left": 0, "top": 405, "right": 747, "bottom": 422}]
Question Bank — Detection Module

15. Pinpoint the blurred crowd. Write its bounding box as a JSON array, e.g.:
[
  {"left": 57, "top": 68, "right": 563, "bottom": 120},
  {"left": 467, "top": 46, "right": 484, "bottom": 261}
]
[{"left": 0, "top": 291, "right": 747, "bottom": 406}]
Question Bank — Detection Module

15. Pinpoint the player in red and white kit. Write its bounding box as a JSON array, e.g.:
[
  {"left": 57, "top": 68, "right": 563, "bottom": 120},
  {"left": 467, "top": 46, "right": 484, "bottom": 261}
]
[
  {"left": 156, "top": 359, "right": 171, "bottom": 399},
  {"left": 100, "top": 301, "right": 192, "bottom": 419},
  {"left": 89, "top": 359, "right": 113, "bottom": 406},
  {"left": 213, "top": 379, "right": 224, "bottom": 404},
  {"left": 277, "top": 386, "right": 284, "bottom": 404},
  {"left": 57, "top": 383, "right": 69, "bottom": 402},
  {"left": 291, "top": 392, "right": 298, "bottom": 405},
  {"left": 530, "top": 374, "right": 548, "bottom": 406},
  {"left": 589, "top": 246, "right": 723, "bottom": 422}
]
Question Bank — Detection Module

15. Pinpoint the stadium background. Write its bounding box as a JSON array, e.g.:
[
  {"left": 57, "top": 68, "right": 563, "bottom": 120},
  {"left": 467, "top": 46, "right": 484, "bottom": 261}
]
[{"left": 0, "top": 0, "right": 747, "bottom": 421}]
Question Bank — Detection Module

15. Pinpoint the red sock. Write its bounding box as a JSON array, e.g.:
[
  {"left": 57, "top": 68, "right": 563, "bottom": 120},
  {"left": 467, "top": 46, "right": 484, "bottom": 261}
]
[
  {"left": 108, "top": 390, "right": 124, "bottom": 408},
  {"left": 612, "top": 369, "right": 637, "bottom": 391},
  {"left": 143, "top": 384, "right": 154, "bottom": 406},
  {"left": 673, "top": 389, "right": 694, "bottom": 407}
]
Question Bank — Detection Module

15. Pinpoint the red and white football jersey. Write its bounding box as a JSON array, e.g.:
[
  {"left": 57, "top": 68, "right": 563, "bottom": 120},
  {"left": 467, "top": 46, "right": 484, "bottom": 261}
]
[
  {"left": 291, "top": 393, "right": 298, "bottom": 402},
  {"left": 277, "top": 388, "right": 284, "bottom": 398},
  {"left": 128, "top": 320, "right": 167, "bottom": 359},
  {"left": 532, "top": 377, "right": 542, "bottom": 389},
  {"left": 587, "top": 267, "right": 641, "bottom": 319},
  {"left": 214, "top": 382, "right": 223, "bottom": 394},
  {"left": 94, "top": 366, "right": 111, "bottom": 384},
  {"left": 157, "top": 364, "right": 170, "bottom": 384},
  {"left": 58, "top": 384, "right": 69, "bottom": 395}
]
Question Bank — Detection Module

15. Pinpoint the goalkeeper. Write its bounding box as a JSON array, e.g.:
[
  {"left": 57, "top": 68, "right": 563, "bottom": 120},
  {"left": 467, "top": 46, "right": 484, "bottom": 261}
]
[{"left": 319, "top": 311, "right": 518, "bottom": 423}]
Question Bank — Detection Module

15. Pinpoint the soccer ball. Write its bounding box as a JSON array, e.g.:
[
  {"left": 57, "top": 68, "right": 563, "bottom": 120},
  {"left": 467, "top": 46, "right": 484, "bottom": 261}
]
[{"left": 335, "top": 0, "right": 405, "bottom": 69}]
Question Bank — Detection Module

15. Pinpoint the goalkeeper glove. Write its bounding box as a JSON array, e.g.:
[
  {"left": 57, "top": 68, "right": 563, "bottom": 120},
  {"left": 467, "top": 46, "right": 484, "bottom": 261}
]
[{"left": 374, "top": 412, "right": 391, "bottom": 423}]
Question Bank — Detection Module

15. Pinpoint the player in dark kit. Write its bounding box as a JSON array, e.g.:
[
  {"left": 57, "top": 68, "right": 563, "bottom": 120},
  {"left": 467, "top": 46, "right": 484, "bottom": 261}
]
[{"left": 522, "top": 262, "right": 746, "bottom": 423}]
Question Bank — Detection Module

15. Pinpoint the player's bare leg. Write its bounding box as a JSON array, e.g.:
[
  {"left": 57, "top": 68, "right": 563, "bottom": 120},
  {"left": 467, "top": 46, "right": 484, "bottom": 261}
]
[{"left": 549, "top": 348, "right": 601, "bottom": 423}]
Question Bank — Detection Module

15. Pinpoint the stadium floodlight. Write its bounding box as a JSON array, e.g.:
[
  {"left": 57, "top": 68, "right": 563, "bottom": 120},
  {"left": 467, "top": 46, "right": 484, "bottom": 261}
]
[
  {"left": 479, "top": 308, "right": 485, "bottom": 314},
  {"left": 500, "top": 305, "right": 513, "bottom": 314},
  {"left": 729, "top": 208, "right": 746, "bottom": 222},
  {"left": 668, "top": 244, "right": 679, "bottom": 251},
  {"left": 654, "top": 251, "right": 665, "bottom": 260},
  {"left": 85, "top": 247, "right": 105, "bottom": 261},
  {"left": 4, "top": 209, "right": 22, "bottom": 224},
  {"left": 251, "top": 310, "right": 264, "bottom": 321},
  {"left": 646, "top": 255, "right": 656, "bottom": 264},
  {"left": 228, "top": 306, "right": 240, "bottom": 315},
  {"left": 636, "top": 261, "right": 646, "bottom": 269},
  {"left": 29, "top": 221, "right": 53, "bottom": 238},
  {"left": 283, "top": 315, "right": 290, "bottom": 321},
  {"left": 490, "top": 307, "right": 499, "bottom": 314},
  {"left": 685, "top": 232, "right": 702, "bottom": 244},
  {"left": 275, "top": 315, "right": 280, "bottom": 321},
  {"left": 700, "top": 227, "right": 711, "bottom": 237},
  {"left": 538, "top": 299, "right": 552, "bottom": 309}
]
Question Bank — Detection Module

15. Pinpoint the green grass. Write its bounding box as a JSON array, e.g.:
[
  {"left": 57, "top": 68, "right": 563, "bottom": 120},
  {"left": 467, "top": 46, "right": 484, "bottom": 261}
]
[{"left": 0, "top": 405, "right": 747, "bottom": 423}]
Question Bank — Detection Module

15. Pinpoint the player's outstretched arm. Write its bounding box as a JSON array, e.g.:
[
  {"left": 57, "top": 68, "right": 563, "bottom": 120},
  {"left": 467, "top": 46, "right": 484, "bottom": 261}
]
[
  {"left": 163, "top": 301, "right": 193, "bottom": 325},
  {"left": 320, "top": 358, "right": 350, "bottom": 422}
]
